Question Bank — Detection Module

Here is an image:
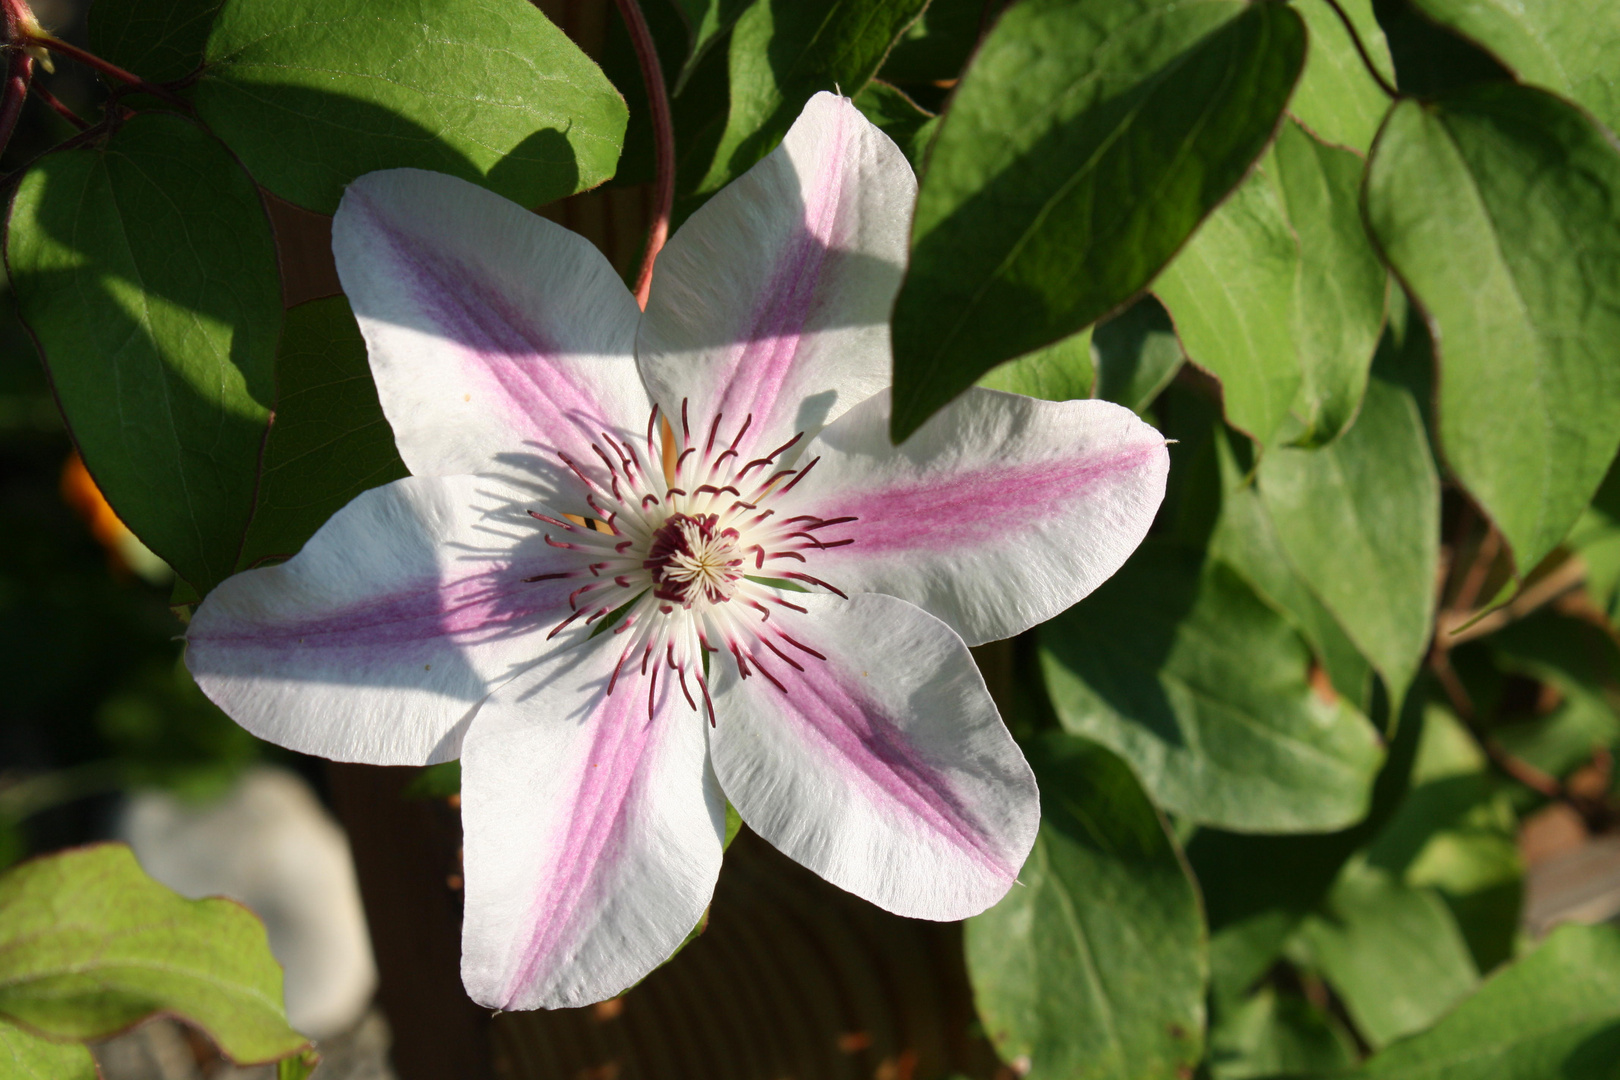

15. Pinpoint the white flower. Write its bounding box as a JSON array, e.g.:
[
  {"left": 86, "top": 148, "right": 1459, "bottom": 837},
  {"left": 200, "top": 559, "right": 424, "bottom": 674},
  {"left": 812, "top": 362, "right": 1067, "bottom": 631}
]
[{"left": 185, "top": 93, "right": 1169, "bottom": 1010}]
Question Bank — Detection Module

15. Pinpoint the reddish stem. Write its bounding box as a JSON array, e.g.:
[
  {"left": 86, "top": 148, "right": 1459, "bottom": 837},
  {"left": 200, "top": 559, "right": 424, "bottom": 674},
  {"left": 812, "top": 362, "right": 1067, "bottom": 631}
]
[
  {"left": 612, "top": 0, "right": 673, "bottom": 310},
  {"left": 35, "top": 83, "right": 86, "bottom": 129},
  {"left": 28, "top": 33, "right": 189, "bottom": 110},
  {"left": 0, "top": 48, "right": 31, "bottom": 160}
]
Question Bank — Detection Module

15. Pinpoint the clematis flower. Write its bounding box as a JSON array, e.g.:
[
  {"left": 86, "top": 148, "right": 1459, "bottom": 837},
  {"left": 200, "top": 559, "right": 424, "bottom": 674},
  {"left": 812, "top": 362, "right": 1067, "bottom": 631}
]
[{"left": 185, "top": 93, "right": 1168, "bottom": 1010}]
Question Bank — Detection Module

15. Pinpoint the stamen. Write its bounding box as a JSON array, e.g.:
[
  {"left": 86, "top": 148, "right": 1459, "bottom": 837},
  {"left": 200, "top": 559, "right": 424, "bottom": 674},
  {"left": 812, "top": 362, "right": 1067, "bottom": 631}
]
[
  {"left": 777, "top": 456, "right": 820, "bottom": 494},
  {"left": 783, "top": 571, "right": 847, "bottom": 598},
  {"left": 521, "top": 571, "right": 573, "bottom": 583}
]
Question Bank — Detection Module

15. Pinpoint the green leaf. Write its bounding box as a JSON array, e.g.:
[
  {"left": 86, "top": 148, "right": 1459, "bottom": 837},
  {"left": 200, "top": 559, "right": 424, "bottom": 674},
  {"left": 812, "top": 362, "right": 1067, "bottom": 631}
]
[
  {"left": 6, "top": 114, "right": 278, "bottom": 597},
  {"left": 1349, "top": 923, "right": 1620, "bottom": 1079},
  {"left": 403, "top": 760, "right": 461, "bottom": 800},
  {"left": 278, "top": 1048, "right": 321, "bottom": 1080},
  {"left": 1188, "top": 686, "right": 1425, "bottom": 1006},
  {"left": 1092, "top": 296, "right": 1184, "bottom": 414},
  {"left": 851, "top": 79, "right": 938, "bottom": 172},
  {"left": 1157, "top": 119, "right": 1387, "bottom": 447},
  {"left": 88, "top": 0, "right": 222, "bottom": 82},
  {"left": 965, "top": 734, "right": 1205, "bottom": 1080},
  {"left": 1288, "top": 0, "right": 1394, "bottom": 154},
  {"left": 1404, "top": 0, "right": 1620, "bottom": 135},
  {"left": 1040, "top": 543, "right": 1384, "bottom": 832},
  {"left": 1364, "top": 84, "right": 1620, "bottom": 579},
  {"left": 695, "top": 0, "right": 929, "bottom": 194},
  {"left": 1365, "top": 705, "right": 1522, "bottom": 974},
  {"left": 1207, "top": 986, "right": 1357, "bottom": 1080},
  {"left": 191, "top": 0, "right": 628, "bottom": 214},
  {"left": 1488, "top": 609, "right": 1620, "bottom": 781},
  {"left": 669, "top": 0, "right": 753, "bottom": 92},
  {"left": 1568, "top": 458, "right": 1620, "bottom": 625},
  {"left": 889, "top": 0, "right": 1306, "bottom": 440},
  {"left": 1374, "top": 0, "right": 1515, "bottom": 98},
  {"left": 0, "top": 844, "right": 307, "bottom": 1064},
  {"left": 0, "top": 1019, "right": 96, "bottom": 1080},
  {"left": 1257, "top": 373, "right": 1440, "bottom": 707},
  {"left": 1211, "top": 429, "right": 1374, "bottom": 711},
  {"left": 974, "top": 327, "right": 1093, "bottom": 403},
  {"left": 1296, "top": 861, "right": 1480, "bottom": 1048},
  {"left": 235, "top": 297, "right": 408, "bottom": 571}
]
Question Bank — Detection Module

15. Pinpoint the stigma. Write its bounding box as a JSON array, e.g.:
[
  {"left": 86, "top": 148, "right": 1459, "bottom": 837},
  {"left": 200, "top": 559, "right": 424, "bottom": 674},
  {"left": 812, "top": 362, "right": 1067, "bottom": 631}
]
[{"left": 522, "top": 401, "right": 856, "bottom": 722}]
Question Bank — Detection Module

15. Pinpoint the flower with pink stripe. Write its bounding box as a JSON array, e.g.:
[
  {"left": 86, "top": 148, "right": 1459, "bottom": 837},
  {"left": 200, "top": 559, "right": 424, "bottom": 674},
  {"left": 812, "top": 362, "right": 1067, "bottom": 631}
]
[{"left": 185, "top": 93, "right": 1169, "bottom": 1010}]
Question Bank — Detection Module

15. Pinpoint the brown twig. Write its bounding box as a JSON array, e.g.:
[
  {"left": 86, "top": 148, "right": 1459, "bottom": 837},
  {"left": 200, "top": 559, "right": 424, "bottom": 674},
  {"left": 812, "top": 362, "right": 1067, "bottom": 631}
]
[
  {"left": 1453, "top": 524, "right": 1502, "bottom": 615},
  {"left": 1429, "top": 647, "right": 1563, "bottom": 798},
  {"left": 0, "top": 46, "right": 31, "bottom": 159},
  {"left": 612, "top": 0, "right": 673, "bottom": 310}
]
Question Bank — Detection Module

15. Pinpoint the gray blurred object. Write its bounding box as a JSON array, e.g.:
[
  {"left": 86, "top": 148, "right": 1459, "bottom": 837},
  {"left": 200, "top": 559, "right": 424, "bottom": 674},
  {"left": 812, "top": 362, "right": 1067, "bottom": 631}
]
[
  {"left": 119, "top": 767, "right": 379, "bottom": 1039},
  {"left": 94, "top": 1009, "right": 397, "bottom": 1080}
]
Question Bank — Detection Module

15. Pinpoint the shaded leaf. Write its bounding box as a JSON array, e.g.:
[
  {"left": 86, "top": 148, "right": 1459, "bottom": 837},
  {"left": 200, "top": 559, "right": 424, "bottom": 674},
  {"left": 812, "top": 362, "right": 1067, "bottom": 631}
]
[
  {"left": 1040, "top": 542, "right": 1384, "bottom": 832},
  {"left": 1406, "top": 0, "right": 1620, "bottom": 135},
  {"left": 1210, "top": 429, "right": 1373, "bottom": 711},
  {"left": 1349, "top": 923, "right": 1620, "bottom": 1079},
  {"left": 1187, "top": 684, "right": 1424, "bottom": 1006},
  {"left": 1288, "top": 0, "right": 1395, "bottom": 153},
  {"left": 694, "top": 0, "right": 929, "bottom": 194},
  {"left": 1298, "top": 861, "right": 1479, "bottom": 1048},
  {"left": 1488, "top": 608, "right": 1620, "bottom": 781},
  {"left": 235, "top": 297, "right": 407, "bottom": 571},
  {"left": 1364, "top": 83, "right": 1620, "bottom": 579},
  {"left": 6, "top": 114, "right": 278, "bottom": 597},
  {"left": 1568, "top": 458, "right": 1620, "bottom": 625},
  {"left": 965, "top": 734, "right": 1205, "bottom": 1080},
  {"left": 1207, "top": 986, "right": 1357, "bottom": 1080},
  {"left": 890, "top": 0, "right": 1305, "bottom": 439},
  {"left": 0, "top": 844, "right": 307, "bottom": 1064},
  {"left": 877, "top": 0, "right": 982, "bottom": 84},
  {"left": 192, "top": 0, "right": 628, "bottom": 213},
  {"left": 1373, "top": 0, "right": 1515, "bottom": 98},
  {"left": 1092, "top": 296, "right": 1184, "bottom": 415},
  {"left": 1258, "top": 373, "right": 1439, "bottom": 707},
  {"left": 0, "top": 1019, "right": 96, "bottom": 1080},
  {"left": 1157, "top": 119, "right": 1386, "bottom": 447},
  {"left": 668, "top": 0, "right": 753, "bottom": 92},
  {"left": 974, "top": 328, "right": 1093, "bottom": 403},
  {"left": 88, "top": 0, "right": 221, "bottom": 82}
]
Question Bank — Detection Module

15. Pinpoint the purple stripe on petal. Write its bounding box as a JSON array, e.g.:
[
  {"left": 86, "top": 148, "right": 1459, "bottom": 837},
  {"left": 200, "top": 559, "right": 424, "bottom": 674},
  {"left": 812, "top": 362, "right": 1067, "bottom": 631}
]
[
  {"left": 832, "top": 442, "right": 1165, "bottom": 555},
  {"left": 351, "top": 193, "right": 621, "bottom": 455},
  {"left": 788, "top": 658, "right": 1014, "bottom": 880},
  {"left": 503, "top": 679, "right": 654, "bottom": 1006},
  {"left": 708, "top": 106, "right": 852, "bottom": 444},
  {"left": 198, "top": 563, "right": 571, "bottom": 655}
]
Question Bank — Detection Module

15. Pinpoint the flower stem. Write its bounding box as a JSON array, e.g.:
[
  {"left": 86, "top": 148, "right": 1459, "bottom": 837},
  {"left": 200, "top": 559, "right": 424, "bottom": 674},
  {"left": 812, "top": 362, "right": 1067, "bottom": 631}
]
[
  {"left": 27, "top": 32, "right": 191, "bottom": 111},
  {"left": 612, "top": 0, "right": 673, "bottom": 310},
  {"left": 0, "top": 47, "right": 32, "bottom": 160},
  {"left": 35, "top": 83, "right": 86, "bottom": 129}
]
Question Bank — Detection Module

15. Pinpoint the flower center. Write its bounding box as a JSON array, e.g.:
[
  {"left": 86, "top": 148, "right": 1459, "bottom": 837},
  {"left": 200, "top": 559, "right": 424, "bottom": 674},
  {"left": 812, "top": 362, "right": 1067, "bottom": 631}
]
[
  {"left": 645, "top": 513, "right": 744, "bottom": 606},
  {"left": 524, "top": 400, "right": 858, "bottom": 723}
]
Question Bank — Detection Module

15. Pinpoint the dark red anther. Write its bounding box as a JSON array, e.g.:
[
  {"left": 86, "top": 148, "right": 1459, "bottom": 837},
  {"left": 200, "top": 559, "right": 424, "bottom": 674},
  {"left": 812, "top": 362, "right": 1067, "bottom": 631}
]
[
  {"left": 558, "top": 453, "right": 603, "bottom": 492},
  {"left": 543, "top": 535, "right": 577, "bottom": 549},
  {"left": 521, "top": 571, "right": 573, "bottom": 583},
  {"left": 697, "top": 673, "right": 716, "bottom": 726},
  {"left": 776, "top": 632, "right": 826, "bottom": 660},
  {"left": 704, "top": 411, "right": 723, "bottom": 455},
  {"left": 756, "top": 634, "right": 805, "bottom": 672},
  {"left": 546, "top": 606, "right": 589, "bottom": 640},
  {"left": 647, "top": 661, "right": 660, "bottom": 719},
  {"left": 529, "top": 510, "right": 576, "bottom": 529},
  {"left": 728, "top": 413, "right": 753, "bottom": 452},
  {"left": 646, "top": 403, "right": 661, "bottom": 460},
  {"left": 783, "top": 571, "right": 847, "bottom": 598},
  {"left": 568, "top": 584, "right": 597, "bottom": 610},
  {"left": 766, "top": 550, "right": 808, "bottom": 562},
  {"left": 681, "top": 398, "right": 691, "bottom": 442},
  {"left": 777, "top": 456, "right": 820, "bottom": 494},
  {"left": 769, "top": 596, "right": 808, "bottom": 614}
]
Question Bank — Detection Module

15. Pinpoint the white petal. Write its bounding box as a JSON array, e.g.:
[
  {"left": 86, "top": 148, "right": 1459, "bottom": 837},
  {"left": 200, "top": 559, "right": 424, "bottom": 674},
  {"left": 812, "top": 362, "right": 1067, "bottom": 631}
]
[
  {"left": 333, "top": 169, "right": 649, "bottom": 493},
  {"left": 709, "top": 593, "right": 1038, "bottom": 921},
  {"left": 787, "top": 388, "right": 1169, "bottom": 646},
  {"left": 186, "top": 475, "right": 581, "bottom": 765},
  {"left": 637, "top": 93, "right": 914, "bottom": 459},
  {"left": 460, "top": 635, "right": 723, "bottom": 1010}
]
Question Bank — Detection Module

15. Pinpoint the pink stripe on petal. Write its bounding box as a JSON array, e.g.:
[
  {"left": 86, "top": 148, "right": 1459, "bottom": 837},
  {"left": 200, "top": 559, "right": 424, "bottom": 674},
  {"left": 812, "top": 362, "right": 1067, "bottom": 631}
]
[
  {"left": 832, "top": 442, "right": 1167, "bottom": 555},
  {"left": 787, "top": 658, "right": 1014, "bottom": 880},
  {"left": 502, "top": 682, "right": 654, "bottom": 1004}
]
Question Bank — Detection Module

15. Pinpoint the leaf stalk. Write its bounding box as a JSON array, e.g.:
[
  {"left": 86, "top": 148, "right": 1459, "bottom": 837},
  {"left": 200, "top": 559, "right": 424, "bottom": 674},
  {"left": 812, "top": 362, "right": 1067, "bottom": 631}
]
[{"left": 612, "top": 0, "right": 674, "bottom": 310}]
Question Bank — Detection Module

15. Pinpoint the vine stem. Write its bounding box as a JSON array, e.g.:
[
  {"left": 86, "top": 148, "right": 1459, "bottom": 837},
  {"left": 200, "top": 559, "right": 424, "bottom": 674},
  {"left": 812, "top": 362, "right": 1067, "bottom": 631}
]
[
  {"left": 26, "top": 32, "right": 191, "bottom": 111},
  {"left": 612, "top": 0, "right": 673, "bottom": 310},
  {"left": 1319, "top": 0, "right": 1400, "bottom": 100},
  {"left": 0, "top": 0, "right": 34, "bottom": 159},
  {"left": 35, "top": 83, "right": 86, "bottom": 129}
]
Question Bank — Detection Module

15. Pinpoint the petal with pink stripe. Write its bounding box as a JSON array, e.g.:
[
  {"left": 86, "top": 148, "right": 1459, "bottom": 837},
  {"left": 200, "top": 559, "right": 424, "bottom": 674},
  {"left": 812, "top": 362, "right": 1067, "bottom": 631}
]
[
  {"left": 708, "top": 592, "right": 1038, "bottom": 921},
  {"left": 787, "top": 388, "right": 1170, "bottom": 646},
  {"left": 186, "top": 475, "right": 582, "bottom": 766},
  {"left": 637, "top": 93, "right": 914, "bottom": 460},
  {"left": 460, "top": 633, "right": 724, "bottom": 1010},
  {"left": 334, "top": 169, "right": 649, "bottom": 495}
]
